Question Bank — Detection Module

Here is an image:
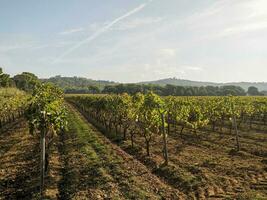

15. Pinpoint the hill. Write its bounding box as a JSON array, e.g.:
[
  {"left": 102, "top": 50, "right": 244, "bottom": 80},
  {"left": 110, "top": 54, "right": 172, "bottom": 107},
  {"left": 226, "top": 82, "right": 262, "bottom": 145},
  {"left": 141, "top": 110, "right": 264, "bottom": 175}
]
[
  {"left": 42, "top": 75, "right": 116, "bottom": 90},
  {"left": 42, "top": 76, "right": 267, "bottom": 93},
  {"left": 140, "top": 78, "right": 267, "bottom": 91}
]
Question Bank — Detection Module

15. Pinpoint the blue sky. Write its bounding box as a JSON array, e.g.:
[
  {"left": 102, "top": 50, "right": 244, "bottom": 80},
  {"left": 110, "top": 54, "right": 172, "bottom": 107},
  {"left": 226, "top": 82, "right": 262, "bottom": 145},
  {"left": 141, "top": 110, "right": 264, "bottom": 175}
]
[{"left": 1, "top": 0, "right": 267, "bottom": 82}]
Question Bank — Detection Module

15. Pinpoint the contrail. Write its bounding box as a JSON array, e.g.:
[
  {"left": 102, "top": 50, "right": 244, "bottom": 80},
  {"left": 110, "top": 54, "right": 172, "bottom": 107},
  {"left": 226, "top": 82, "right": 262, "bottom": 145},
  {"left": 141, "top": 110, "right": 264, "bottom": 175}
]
[{"left": 52, "top": 1, "right": 153, "bottom": 64}]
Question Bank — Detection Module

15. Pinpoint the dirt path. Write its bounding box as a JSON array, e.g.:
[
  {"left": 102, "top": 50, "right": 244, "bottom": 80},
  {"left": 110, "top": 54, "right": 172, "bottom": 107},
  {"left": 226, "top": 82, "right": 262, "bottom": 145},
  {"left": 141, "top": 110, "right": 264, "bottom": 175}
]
[
  {"left": 59, "top": 104, "right": 185, "bottom": 199},
  {"left": 44, "top": 136, "right": 63, "bottom": 199},
  {"left": 0, "top": 120, "right": 64, "bottom": 200},
  {"left": 121, "top": 124, "right": 267, "bottom": 199},
  {"left": 0, "top": 119, "right": 40, "bottom": 200}
]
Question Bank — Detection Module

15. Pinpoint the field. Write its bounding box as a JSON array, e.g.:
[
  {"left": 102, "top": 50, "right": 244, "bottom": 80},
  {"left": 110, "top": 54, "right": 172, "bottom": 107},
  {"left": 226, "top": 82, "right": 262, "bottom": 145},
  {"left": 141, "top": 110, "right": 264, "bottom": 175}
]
[
  {"left": 2, "top": 0, "right": 267, "bottom": 199},
  {"left": 0, "top": 91, "right": 267, "bottom": 200},
  {"left": 0, "top": 104, "right": 184, "bottom": 199}
]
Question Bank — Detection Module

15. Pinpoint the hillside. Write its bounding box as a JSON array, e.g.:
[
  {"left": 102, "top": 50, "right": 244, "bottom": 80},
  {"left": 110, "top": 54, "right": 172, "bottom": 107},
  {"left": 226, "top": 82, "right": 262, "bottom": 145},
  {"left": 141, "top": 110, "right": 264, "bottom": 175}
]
[
  {"left": 42, "top": 76, "right": 267, "bottom": 92},
  {"left": 140, "top": 78, "right": 267, "bottom": 91},
  {"left": 42, "top": 75, "right": 116, "bottom": 90},
  {"left": 139, "top": 78, "right": 220, "bottom": 87}
]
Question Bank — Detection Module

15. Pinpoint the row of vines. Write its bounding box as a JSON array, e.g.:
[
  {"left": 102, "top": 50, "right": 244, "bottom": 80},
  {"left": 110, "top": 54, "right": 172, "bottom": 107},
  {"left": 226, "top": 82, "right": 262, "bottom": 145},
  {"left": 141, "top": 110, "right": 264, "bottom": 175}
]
[
  {"left": 0, "top": 88, "right": 29, "bottom": 129},
  {"left": 66, "top": 93, "right": 267, "bottom": 165},
  {"left": 0, "top": 85, "right": 67, "bottom": 198}
]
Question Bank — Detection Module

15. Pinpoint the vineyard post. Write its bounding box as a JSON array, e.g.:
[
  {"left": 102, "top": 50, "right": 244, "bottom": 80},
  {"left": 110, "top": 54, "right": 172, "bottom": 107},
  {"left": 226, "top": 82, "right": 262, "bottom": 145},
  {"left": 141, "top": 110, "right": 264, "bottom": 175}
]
[
  {"left": 144, "top": 130, "right": 150, "bottom": 156},
  {"left": 130, "top": 130, "right": 135, "bottom": 148},
  {"left": 161, "top": 113, "right": 168, "bottom": 165},
  {"left": 167, "top": 113, "right": 170, "bottom": 136},
  {"left": 40, "top": 128, "right": 46, "bottom": 197},
  {"left": 233, "top": 116, "right": 240, "bottom": 151}
]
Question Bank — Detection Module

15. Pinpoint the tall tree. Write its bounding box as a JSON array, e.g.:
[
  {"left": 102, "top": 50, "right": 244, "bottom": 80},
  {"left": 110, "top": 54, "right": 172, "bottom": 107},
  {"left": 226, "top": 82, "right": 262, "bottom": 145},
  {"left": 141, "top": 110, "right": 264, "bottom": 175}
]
[
  {"left": 0, "top": 68, "right": 13, "bottom": 87},
  {"left": 13, "top": 72, "right": 39, "bottom": 92},
  {"left": 247, "top": 86, "right": 263, "bottom": 96}
]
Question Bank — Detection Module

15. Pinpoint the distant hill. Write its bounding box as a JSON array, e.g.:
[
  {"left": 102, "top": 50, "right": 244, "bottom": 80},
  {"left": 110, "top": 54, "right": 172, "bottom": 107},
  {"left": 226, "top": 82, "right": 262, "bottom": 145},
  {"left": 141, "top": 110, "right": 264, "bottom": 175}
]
[
  {"left": 43, "top": 76, "right": 267, "bottom": 92},
  {"left": 224, "top": 82, "right": 267, "bottom": 91},
  {"left": 139, "top": 78, "right": 220, "bottom": 87},
  {"left": 140, "top": 78, "right": 267, "bottom": 91},
  {"left": 42, "top": 75, "right": 116, "bottom": 90}
]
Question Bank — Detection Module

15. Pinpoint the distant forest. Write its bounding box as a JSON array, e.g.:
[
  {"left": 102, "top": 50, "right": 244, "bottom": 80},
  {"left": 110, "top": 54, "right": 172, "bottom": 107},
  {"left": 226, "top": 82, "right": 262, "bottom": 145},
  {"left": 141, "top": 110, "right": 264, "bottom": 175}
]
[
  {"left": 43, "top": 75, "right": 266, "bottom": 96},
  {"left": 1, "top": 70, "right": 266, "bottom": 96}
]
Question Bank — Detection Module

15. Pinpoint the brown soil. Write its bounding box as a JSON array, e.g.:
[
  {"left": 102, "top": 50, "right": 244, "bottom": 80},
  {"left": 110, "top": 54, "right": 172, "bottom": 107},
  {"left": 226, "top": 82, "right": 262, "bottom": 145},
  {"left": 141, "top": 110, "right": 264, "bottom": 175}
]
[
  {"left": 75, "top": 106, "right": 267, "bottom": 200},
  {"left": 0, "top": 119, "right": 40, "bottom": 200},
  {"left": 2, "top": 107, "right": 266, "bottom": 200},
  {"left": 58, "top": 105, "right": 186, "bottom": 199}
]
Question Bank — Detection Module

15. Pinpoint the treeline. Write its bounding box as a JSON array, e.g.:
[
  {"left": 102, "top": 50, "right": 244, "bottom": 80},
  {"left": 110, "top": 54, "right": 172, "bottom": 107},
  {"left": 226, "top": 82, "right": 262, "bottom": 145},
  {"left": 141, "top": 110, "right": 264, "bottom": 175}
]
[
  {"left": 1, "top": 68, "right": 265, "bottom": 96},
  {"left": 102, "top": 84, "right": 265, "bottom": 96},
  {"left": 41, "top": 75, "right": 266, "bottom": 96},
  {"left": 55, "top": 83, "right": 264, "bottom": 96},
  {"left": 64, "top": 85, "right": 101, "bottom": 94},
  {"left": 0, "top": 68, "right": 39, "bottom": 92},
  {"left": 42, "top": 74, "right": 264, "bottom": 96},
  {"left": 42, "top": 75, "right": 115, "bottom": 90}
]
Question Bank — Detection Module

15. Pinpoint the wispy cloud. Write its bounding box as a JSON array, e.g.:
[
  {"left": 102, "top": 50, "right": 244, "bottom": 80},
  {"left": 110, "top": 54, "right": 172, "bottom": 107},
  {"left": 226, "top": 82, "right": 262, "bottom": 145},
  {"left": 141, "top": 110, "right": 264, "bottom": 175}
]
[
  {"left": 184, "top": 66, "right": 203, "bottom": 71},
  {"left": 163, "top": 0, "right": 267, "bottom": 44},
  {"left": 114, "top": 17, "right": 163, "bottom": 30},
  {"left": 59, "top": 28, "right": 84, "bottom": 35},
  {"left": 52, "top": 0, "right": 153, "bottom": 64},
  {"left": 0, "top": 44, "right": 35, "bottom": 52},
  {"left": 183, "top": 0, "right": 232, "bottom": 25},
  {"left": 218, "top": 21, "right": 267, "bottom": 38},
  {"left": 0, "top": 41, "right": 77, "bottom": 53}
]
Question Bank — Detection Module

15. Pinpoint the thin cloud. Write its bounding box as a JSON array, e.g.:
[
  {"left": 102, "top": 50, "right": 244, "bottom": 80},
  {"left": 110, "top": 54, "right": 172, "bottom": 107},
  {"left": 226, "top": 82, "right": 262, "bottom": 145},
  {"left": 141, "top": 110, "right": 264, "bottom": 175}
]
[
  {"left": 52, "top": 0, "right": 153, "bottom": 64},
  {"left": 0, "top": 44, "right": 35, "bottom": 52},
  {"left": 184, "top": 66, "right": 203, "bottom": 71},
  {"left": 179, "top": 0, "right": 267, "bottom": 41},
  {"left": 59, "top": 28, "right": 84, "bottom": 35},
  {"left": 114, "top": 17, "right": 162, "bottom": 31},
  {"left": 218, "top": 21, "right": 267, "bottom": 38},
  {"left": 183, "top": 0, "right": 232, "bottom": 25}
]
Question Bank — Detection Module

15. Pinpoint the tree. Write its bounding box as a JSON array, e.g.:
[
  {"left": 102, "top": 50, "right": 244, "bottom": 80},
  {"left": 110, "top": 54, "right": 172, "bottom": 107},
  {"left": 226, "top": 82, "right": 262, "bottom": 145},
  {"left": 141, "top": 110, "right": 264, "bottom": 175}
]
[
  {"left": 102, "top": 85, "right": 117, "bottom": 94},
  {"left": 88, "top": 85, "right": 100, "bottom": 94},
  {"left": 220, "top": 86, "right": 246, "bottom": 96},
  {"left": 247, "top": 86, "right": 263, "bottom": 96},
  {"left": 0, "top": 68, "right": 13, "bottom": 87},
  {"left": 199, "top": 86, "right": 208, "bottom": 96},
  {"left": 13, "top": 72, "right": 39, "bottom": 92},
  {"left": 164, "top": 84, "right": 177, "bottom": 96},
  {"left": 175, "top": 86, "right": 185, "bottom": 96}
]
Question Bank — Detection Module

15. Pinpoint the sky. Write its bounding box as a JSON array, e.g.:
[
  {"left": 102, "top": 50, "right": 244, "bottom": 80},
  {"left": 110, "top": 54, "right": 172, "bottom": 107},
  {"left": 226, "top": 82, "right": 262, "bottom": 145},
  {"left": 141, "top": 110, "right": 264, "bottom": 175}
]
[{"left": 0, "top": 0, "right": 267, "bottom": 83}]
